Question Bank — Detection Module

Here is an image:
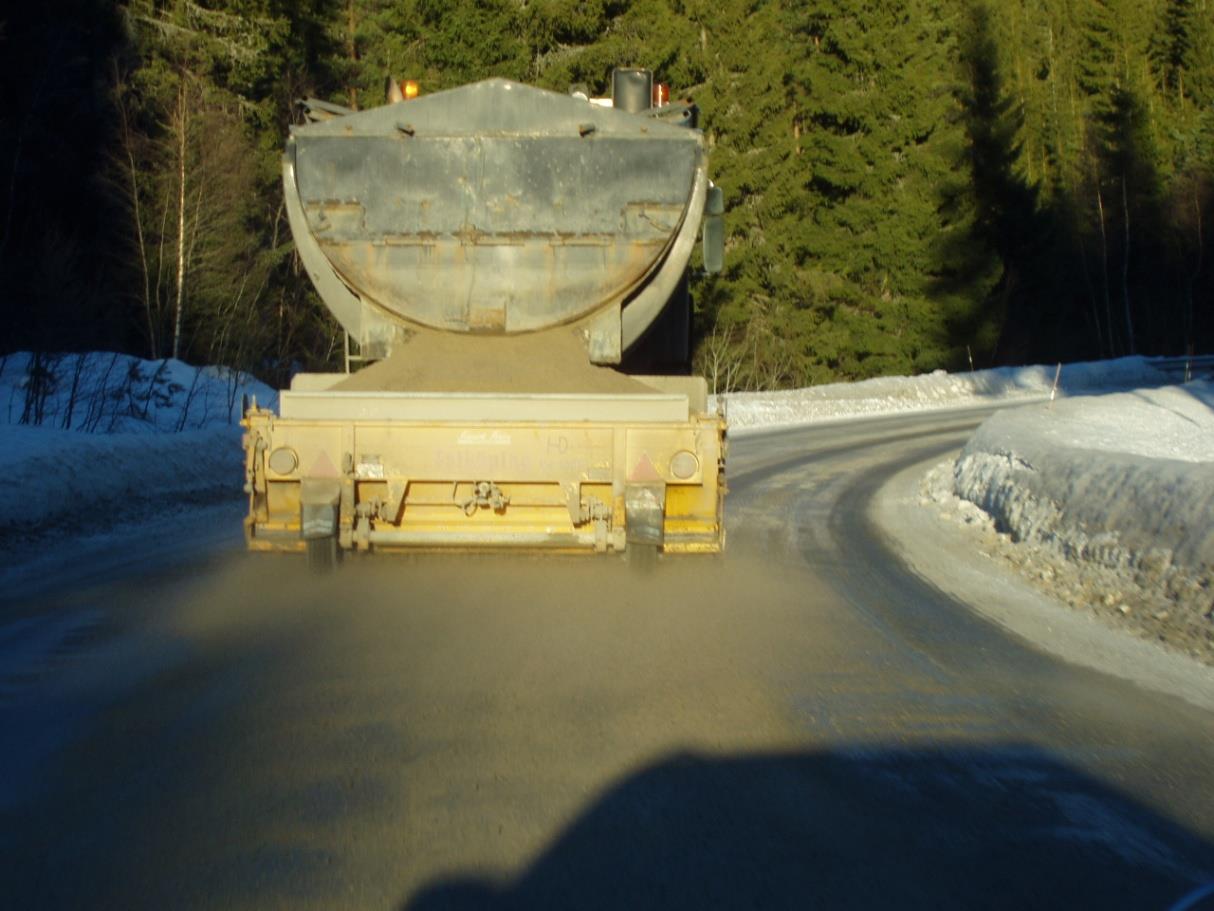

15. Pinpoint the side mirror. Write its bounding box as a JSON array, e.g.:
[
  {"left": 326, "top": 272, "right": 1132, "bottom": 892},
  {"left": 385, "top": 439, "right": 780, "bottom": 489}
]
[{"left": 702, "top": 184, "right": 724, "bottom": 274}]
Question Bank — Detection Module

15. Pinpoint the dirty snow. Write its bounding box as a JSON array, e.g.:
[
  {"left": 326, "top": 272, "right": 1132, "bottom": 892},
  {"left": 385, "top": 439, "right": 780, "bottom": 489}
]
[{"left": 924, "top": 381, "right": 1214, "bottom": 663}]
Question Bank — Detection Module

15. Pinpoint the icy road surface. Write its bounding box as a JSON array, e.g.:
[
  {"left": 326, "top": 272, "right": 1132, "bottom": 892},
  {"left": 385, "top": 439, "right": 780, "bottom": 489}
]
[{"left": 1, "top": 409, "right": 1213, "bottom": 910}]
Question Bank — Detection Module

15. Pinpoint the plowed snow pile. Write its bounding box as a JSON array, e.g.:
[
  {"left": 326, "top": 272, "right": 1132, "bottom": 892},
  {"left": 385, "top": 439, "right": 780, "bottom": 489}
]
[
  {"left": 925, "top": 382, "right": 1214, "bottom": 663},
  {"left": 0, "top": 353, "right": 274, "bottom": 545},
  {"left": 336, "top": 329, "right": 651, "bottom": 395},
  {"left": 718, "top": 357, "right": 1164, "bottom": 430}
]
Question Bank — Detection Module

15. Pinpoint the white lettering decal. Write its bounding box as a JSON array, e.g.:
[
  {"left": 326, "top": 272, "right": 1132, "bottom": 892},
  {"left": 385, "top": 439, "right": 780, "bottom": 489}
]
[{"left": 457, "top": 430, "right": 512, "bottom": 446}]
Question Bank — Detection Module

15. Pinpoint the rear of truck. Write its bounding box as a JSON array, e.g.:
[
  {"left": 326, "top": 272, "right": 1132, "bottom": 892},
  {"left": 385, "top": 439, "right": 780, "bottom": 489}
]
[
  {"left": 242, "top": 379, "right": 724, "bottom": 563},
  {"left": 242, "top": 73, "right": 726, "bottom": 562}
]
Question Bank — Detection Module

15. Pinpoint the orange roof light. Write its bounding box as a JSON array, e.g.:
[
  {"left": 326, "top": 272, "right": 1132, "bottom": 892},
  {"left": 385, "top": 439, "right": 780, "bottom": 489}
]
[{"left": 403, "top": 80, "right": 421, "bottom": 100}]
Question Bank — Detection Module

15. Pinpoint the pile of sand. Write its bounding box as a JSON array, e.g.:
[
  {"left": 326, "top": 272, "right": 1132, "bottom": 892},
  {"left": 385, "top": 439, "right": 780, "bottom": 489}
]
[{"left": 335, "top": 328, "right": 652, "bottom": 395}]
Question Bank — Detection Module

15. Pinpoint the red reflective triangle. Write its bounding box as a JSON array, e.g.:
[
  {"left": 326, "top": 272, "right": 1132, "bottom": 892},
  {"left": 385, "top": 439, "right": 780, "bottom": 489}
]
[
  {"left": 307, "top": 450, "right": 340, "bottom": 479},
  {"left": 629, "top": 452, "right": 663, "bottom": 482}
]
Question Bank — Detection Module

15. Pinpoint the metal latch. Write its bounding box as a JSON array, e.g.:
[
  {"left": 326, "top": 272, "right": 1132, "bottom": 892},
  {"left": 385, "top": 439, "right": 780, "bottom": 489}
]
[{"left": 453, "top": 481, "right": 510, "bottom": 516}]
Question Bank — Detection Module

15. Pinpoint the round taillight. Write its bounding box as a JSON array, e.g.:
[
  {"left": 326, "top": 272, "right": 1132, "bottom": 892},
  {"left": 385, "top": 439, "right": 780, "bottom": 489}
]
[
  {"left": 268, "top": 447, "right": 298, "bottom": 475},
  {"left": 670, "top": 450, "right": 699, "bottom": 480}
]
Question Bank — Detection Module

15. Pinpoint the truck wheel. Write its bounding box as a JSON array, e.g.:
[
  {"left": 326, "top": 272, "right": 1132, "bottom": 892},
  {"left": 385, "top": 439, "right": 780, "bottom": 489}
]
[{"left": 306, "top": 536, "right": 339, "bottom": 574}]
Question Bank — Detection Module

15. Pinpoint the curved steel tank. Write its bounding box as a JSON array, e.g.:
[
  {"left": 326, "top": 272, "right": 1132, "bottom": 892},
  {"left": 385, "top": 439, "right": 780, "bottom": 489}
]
[{"left": 283, "top": 78, "right": 708, "bottom": 365}]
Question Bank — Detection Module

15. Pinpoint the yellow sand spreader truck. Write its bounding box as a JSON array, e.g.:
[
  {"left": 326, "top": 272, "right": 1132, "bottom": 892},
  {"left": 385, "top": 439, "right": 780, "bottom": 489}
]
[{"left": 241, "top": 69, "right": 727, "bottom": 567}]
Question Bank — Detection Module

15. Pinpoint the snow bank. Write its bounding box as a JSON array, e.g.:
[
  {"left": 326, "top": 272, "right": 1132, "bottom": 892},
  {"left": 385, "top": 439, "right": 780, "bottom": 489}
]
[
  {"left": 947, "top": 382, "right": 1214, "bottom": 659},
  {"left": 712, "top": 350, "right": 1212, "bottom": 661},
  {"left": 717, "top": 356, "right": 1169, "bottom": 431},
  {"left": 0, "top": 352, "right": 276, "bottom": 433},
  {"left": 0, "top": 424, "right": 246, "bottom": 538},
  {"left": 0, "top": 353, "right": 276, "bottom": 542}
]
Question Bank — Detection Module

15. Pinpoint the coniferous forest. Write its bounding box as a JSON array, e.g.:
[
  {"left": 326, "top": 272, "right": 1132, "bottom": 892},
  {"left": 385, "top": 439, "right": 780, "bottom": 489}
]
[{"left": 1, "top": 0, "right": 1211, "bottom": 390}]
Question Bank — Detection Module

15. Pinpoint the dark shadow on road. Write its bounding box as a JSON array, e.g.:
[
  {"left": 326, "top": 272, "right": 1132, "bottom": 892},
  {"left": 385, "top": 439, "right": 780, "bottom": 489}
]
[{"left": 403, "top": 746, "right": 1214, "bottom": 911}]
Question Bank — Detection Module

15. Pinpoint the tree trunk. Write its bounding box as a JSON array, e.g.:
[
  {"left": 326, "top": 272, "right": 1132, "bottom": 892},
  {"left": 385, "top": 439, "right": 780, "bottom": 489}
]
[
  {"left": 1120, "top": 175, "right": 1135, "bottom": 354},
  {"left": 1186, "top": 193, "right": 1203, "bottom": 353},
  {"left": 0, "top": 115, "right": 28, "bottom": 261},
  {"left": 116, "top": 77, "right": 158, "bottom": 359},
  {"left": 346, "top": 0, "right": 359, "bottom": 111},
  {"left": 1074, "top": 220, "right": 1105, "bottom": 357},
  {"left": 172, "top": 79, "right": 188, "bottom": 361},
  {"left": 0, "top": 46, "right": 56, "bottom": 260},
  {"left": 1095, "top": 184, "right": 1116, "bottom": 355}
]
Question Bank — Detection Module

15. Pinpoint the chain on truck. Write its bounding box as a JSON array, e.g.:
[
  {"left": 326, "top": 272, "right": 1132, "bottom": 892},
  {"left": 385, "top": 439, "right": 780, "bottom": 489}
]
[{"left": 241, "top": 68, "right": 728, "bottom": 569}]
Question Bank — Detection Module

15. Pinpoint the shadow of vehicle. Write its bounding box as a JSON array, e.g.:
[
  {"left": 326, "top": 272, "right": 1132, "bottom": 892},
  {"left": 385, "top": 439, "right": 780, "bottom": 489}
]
[{"left": 404, "top": 745, "right": 1214, "bottom": 911}]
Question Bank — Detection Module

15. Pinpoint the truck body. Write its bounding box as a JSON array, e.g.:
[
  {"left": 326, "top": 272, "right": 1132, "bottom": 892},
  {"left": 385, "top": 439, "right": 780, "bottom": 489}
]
[{"left": 242, "top": 72, "right": 726, "bottom": 563}]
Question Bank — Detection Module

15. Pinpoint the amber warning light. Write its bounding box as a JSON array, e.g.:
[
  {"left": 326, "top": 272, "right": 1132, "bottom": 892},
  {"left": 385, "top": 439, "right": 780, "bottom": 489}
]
[
  {"left": 653, "top": 82, "right": 670, "bottom": 107},
  {"left": 403, "top": 80, "right": 421, "bottom": 100}
]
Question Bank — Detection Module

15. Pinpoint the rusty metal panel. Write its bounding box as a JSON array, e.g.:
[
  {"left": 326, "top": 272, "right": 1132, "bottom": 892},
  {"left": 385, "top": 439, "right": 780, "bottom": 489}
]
[
  {"left": 288, "top": 79, "right": 704, "bottom": 338},
  {"left": 271, "top": 427, "right": 343, "bottom": 479},
  {"left": 347, "top": 426, "right": 616, "bottom": 484},
  {"left": 243, "top": 405, "right": 726, "bottom": 555},
  {"left": 278, "top": 391, "right": 690, "bottom": 423},
  {"left": 625, "top": 426, "right": 711, "bottom": 485}
]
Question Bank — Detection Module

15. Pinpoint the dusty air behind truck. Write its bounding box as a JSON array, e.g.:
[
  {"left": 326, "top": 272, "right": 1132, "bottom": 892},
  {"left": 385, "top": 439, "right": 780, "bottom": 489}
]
[{"left": 241, "top": 68, "right": 727, "bottom": 567}]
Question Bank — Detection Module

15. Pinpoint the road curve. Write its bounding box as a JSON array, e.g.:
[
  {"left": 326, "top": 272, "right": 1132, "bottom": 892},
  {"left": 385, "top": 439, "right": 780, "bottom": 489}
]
[{"left": 1, "top": 408, "right": 1213, "bottom": 910}]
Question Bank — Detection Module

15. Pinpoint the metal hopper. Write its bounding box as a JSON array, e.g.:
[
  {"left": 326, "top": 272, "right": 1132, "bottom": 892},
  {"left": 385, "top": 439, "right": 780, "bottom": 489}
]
[{"left": 283, "top": 79, "right": 708, "bottom": 364}]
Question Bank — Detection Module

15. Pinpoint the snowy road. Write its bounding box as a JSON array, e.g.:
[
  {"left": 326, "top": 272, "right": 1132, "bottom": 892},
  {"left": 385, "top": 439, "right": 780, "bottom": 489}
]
[{"left": 2, "top": 408, "right": 1214, "bottom": 909}]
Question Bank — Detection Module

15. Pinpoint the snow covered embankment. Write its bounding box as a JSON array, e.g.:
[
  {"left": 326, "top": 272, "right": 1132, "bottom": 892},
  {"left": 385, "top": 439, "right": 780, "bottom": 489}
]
[
  {"left": 716, "top": 353, "right": 1212, "bottom": 663},
  {"left": 942, "top": 382, "right": 1214, "bottom": 663},
  {"left": 0, "top": 352, "right": 276, "bottom": 543},
  {"left": 718, "top": 357, "right": 1163, "bottom": 432}
]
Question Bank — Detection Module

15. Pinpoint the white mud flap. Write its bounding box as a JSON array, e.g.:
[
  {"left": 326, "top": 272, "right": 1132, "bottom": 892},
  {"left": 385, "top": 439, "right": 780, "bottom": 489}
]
[
  {"left": 624, "top": 482, "right": 666, "bottom": 549},
  {"left": 300, "top": 478, "right": 341, "bottom": 540}
]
